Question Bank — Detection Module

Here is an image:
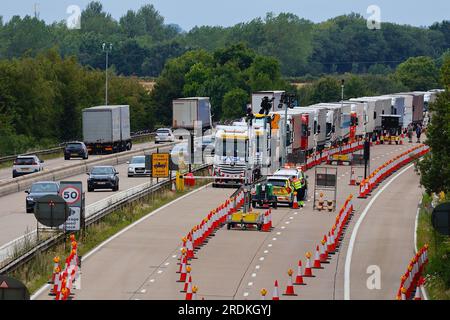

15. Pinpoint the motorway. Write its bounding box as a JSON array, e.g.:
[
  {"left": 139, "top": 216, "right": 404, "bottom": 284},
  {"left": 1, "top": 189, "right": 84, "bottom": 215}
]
[
  {"left": 32, "top": 139, "right": 425, "bottom": 300},
  {"left": 0, "top": 140, "right": 176, "bottom": 250}
]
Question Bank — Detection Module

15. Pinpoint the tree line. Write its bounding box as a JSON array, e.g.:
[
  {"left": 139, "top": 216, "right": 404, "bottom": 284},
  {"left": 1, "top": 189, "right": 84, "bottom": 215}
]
[{"left": 0, "top": 2, "right": 448, "bottom": 77}]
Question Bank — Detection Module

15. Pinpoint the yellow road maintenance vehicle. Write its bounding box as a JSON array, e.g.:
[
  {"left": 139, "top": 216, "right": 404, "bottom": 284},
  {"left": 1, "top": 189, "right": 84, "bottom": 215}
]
[{"left": 327, "top": 153, "right": 352, "bottom": 166}]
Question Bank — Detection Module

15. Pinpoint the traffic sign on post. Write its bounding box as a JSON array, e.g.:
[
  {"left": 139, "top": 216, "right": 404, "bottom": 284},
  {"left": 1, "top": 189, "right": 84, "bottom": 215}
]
[
  {"left": 0, "top": 276, "right": 30, "bottom": 300},
  {"left": 34, "top": 195, "right": 69, "bottom": 228},
  {"left": 59, "top": 181, "right": 84, "bottom": 232},
  {"left": 152, "top": 153, "right": 170, "bottom": 178}
]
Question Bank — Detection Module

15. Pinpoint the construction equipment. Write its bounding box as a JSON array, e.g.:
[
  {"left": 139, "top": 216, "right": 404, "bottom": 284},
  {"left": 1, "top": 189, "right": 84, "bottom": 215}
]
[
  {"left": 226, "top": 211, "right": 264, "bottom": 231},
  {"left": 251, "top": 182, "right": 277, "bottom": 209},
  {"left": 313, "top": 167, "right": 337, "bottom": 212}
]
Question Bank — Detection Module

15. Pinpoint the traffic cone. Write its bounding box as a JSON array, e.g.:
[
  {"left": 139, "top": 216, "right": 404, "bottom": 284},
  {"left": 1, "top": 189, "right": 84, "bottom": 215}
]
[
  {"left": 283, "top": 269, "right": 297, "bottom": 296},
  {"left": 303, "top": 252, "right": 314, "bottom": 277},
  {"left": 292, "top": 193, "right": 299, "bottom": 209},
  {"left": 413, "top": 287, "right": 422, "bottom": 300},
  {"left": 261, "top": 211, "right": 270, "bottom": 232},
  {"left": 400, "top": 287, "right": 407, "bottom": 300},
  {"left": 261, "top": 288, "right": 268, "bottom": 300},
  {"left": 178, "top": 264, "right": 189, "bottom": 283},
  {"left": 182, "top": 275, "right": 192, "bottom": 293},
  {"left": 313, "top": 245, "right": 322, "bottom": 269},
  {"left": 268, "top": 209, "right": 273, "bottom": 229},
  {"left": 320, "top": 238, "right": 328, "bottom": 262},
  {"left": 177, "top": 258, "right": 187, "bottom": 274},
  {"left": 50, "top": 266, "right": 61, "bottom": 296},
  {"left": 185, "top": 281, "right": 193, "bottom": 300},
  {"left": 294, "top": 260, "right": 305, "bottom": 285},
  {"left": 272, "top": 281, "right": 280, "bottom": 300},
  {"left": 50, "top": 256, "right": 60, "bottom": 284},
  {"left": 191, "top": 286, "right": 198, "bottom": 300}
]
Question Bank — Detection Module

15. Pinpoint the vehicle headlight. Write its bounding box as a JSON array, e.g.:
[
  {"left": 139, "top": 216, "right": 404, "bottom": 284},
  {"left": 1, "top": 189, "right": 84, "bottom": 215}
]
[
  {"left": 26, "top": 197, "right": 34, "bottom": 201},
  {"left": 128, "top": 167, "right": 134, "bottom": 172}
]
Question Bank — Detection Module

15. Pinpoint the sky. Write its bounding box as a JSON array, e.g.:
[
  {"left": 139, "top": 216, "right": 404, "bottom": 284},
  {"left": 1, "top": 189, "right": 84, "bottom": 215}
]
[{"left": 1, "top": 0, "right": 449, "bottom": 31}]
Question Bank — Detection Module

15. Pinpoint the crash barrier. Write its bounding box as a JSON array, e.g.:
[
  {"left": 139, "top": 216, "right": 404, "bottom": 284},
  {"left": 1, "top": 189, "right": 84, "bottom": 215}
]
[
  {"left": 177, "top": 190, "right": 246, "bottom": 300},
  {"left": 358, "top": 144, "right": 430, "bottom": 199},
  {"left": 303, "top": 140, "right": 365, "bottom": 171},
  {"left": 267, "top": 194, "right": 355, "bottom": 299},
  {"left": 48, "top": 234, "right": 81, "bottom": 300},
  {"left": 396, "top": 244, "right": 429, "bottom": 300}
]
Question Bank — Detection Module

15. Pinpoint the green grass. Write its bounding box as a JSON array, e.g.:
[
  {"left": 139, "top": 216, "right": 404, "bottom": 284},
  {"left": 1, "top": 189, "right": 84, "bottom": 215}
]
[
  {"left": 8, "top": 173, "right": 210, "bottom": 296},
  {"left": 417, "top": 192, "right": 450, "bottom": 300}
]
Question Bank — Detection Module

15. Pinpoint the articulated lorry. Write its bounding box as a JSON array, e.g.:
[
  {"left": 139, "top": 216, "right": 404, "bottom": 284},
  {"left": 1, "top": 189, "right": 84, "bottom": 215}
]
[
  {"left": 172, "top": 97, "right": 212, "bottom": 135},
  {"left": 392, "top": 93, "right": 424, "bottom": 127},
  {"left": 82, "top": 105, "right": 132, "bottom": 154}
]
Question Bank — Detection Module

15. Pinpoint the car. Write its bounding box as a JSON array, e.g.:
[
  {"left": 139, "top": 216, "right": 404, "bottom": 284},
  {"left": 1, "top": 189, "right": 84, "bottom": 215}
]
[
  {"left": 25, "top": 181, "right": 60, "bottom": 213},
  {"left": 155, "top": 128, "right": 175, "bottom": 144},
  {"left": 127, "top": 156, "right": 151, "bottom": 177},
  {"left": 64, "top": 142, "right": 88, "bottom": 160},
  {"left": 13, "top": 155, "right": 44, "bottom": 178},
  {"left": 87, "top": 166, "right": 119, "bottom": 192}
]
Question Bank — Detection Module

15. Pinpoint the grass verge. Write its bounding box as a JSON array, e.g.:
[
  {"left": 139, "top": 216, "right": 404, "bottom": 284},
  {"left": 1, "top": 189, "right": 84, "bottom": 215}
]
[
  {"left": 417, "top": 192, "right": 450, "bottom": 300},
  {"left": 8, "top": 176, "right": 210, "bottom": 296}
]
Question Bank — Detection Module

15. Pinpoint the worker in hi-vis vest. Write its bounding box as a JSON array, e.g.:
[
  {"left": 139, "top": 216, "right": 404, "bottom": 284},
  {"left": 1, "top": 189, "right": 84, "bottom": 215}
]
[{"left": 291, "top": 176, "right": 306, "bottom": 207}]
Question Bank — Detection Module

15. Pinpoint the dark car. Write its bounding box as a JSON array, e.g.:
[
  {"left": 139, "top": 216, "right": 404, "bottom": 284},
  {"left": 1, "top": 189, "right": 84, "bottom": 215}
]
[
  {"left": 25, "top": 181, "right": 60, "bottom": 213},
  {"left": 87, "top": 166, "right": 119, "bottom": 192},
  {"left": 64, "top": 142, "right": 88, "bottom": 160}
]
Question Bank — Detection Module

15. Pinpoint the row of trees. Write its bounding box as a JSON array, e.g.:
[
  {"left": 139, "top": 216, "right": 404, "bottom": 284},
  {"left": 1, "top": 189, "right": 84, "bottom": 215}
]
[
  {"left": 0, "top": 49, "right": 151, "bottom": 156},
  {"left": 0, "top": 2, "right": 448, "bottom": 77}
]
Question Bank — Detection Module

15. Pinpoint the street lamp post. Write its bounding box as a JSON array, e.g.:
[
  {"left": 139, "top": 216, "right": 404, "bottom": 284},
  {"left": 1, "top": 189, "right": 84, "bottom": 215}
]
[{"left": 102, "top": 43, "right": 113, "bottom": 106}]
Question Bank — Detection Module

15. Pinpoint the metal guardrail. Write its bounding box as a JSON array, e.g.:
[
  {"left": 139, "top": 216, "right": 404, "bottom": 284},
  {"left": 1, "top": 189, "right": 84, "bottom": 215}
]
[
  {"left": 0, "top": 164, "right": 211, "bottom": 274},
  {"left": 0, "top": 132, "right": 155, "bottom": 164}
]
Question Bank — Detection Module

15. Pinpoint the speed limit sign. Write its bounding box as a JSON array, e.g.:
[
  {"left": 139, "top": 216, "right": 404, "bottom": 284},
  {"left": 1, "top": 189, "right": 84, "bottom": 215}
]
[
  {"left": 59, "top": 181, "right": 83, "bottom": 232},
  {"left": 61, "top": 186, "right": 81, "bottom": 205}
]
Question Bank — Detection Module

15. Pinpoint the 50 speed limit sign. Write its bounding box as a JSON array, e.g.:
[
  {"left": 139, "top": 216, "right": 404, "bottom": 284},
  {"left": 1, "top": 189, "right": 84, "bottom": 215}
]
[{"left": 61, "top": 186, "right": 81, "bottom": 205}]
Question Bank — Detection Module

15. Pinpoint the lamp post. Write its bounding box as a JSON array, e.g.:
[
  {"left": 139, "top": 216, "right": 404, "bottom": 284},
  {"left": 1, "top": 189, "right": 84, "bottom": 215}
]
[{"left": 102, "top": 43, "right": 113, "bottom": 106}]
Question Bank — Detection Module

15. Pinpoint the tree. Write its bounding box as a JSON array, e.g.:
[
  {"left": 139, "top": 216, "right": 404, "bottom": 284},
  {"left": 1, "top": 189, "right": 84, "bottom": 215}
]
[
  {"left": 395, "top": 56, "right": 440, "bottom": 90},
  {"left": 311, "top": 77, "right": 340, "bottom": 103},
  {"left": 418, "top": 58, "right": 450, "bottom": 193},
  {"left": 221, "top": 88, "right": 249, "bottom": 121}
]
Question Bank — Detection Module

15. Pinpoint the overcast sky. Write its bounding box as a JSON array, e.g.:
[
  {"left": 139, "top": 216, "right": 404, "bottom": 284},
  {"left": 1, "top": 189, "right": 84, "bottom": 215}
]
[{"left": 1, "top": 0, "right": 449, "bottom": 30}]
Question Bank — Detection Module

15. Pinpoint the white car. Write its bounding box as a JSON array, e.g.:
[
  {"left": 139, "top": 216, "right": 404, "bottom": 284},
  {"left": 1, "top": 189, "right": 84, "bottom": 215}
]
[
  {"left": 13, "top": 155, "right": 44, "bottom": 178},
  {"left": 127, "top": 156, "right": 151, "bottom": 177},
  {"left": 155, "top": 128, "right": 175, "bottom": 144}
]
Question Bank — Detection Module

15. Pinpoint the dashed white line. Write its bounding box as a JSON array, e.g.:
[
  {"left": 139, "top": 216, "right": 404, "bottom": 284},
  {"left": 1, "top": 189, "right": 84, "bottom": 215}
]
[
  {"left": 255, "top": 265, "right": 261, "bottom": 270},
  {"left": 252, "top": 273, "right": 257, "bottom": 278},
  {"left": 272, "top": 238, "right": 277, "bottom": 241},
  {"left": 150, "top": 279, "right": 155, "bottom": 283},
  {"left": 268, "top": 244, "right": 273, "bottom": 247},
  {"left": 264, "top": 250, "right": 269, "bottom": 254},
  {"left": 164, "top": 262, "right": 170, "bottom": 266},
  {"left": 157, "top": 270, "right": 163, "bottom": 274},
  {"left": 276, "top": 232, "right": 282, "bottom": 235},
  {"left": 259, "top": 257, "right": 265, "bottom": 261},
  {"left": 248, "top": 282, "right": 253, "bottom": 286},
  {"left": 140, "top": 289, "right": 146, "bottom": 293},
  {"left": 243, "top": 292, "right": 249, "bottom": 297},
  {"left": 281, "top": 226, "right": 286, "bottom": 229}
]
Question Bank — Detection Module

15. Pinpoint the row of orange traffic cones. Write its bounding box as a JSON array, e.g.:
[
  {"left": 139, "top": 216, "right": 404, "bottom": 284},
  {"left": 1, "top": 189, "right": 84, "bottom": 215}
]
[
  {"left": 265, "top": 194, "right": 355, "bottom": 299},
  {"left": 49, "top": 234, "right": 80, "bottom": 300}
]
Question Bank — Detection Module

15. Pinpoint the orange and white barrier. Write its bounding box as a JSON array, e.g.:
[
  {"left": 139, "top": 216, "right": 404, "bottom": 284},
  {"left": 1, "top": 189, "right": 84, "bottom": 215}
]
[{"left": 396, "top": 244, "right": 429, "bottom": 300}]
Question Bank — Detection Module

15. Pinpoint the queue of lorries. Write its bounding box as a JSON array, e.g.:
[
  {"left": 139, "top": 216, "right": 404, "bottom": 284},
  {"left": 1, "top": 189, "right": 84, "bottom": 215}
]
[{"left": 9, "top": 88, "right": 443, "bottom": 213}]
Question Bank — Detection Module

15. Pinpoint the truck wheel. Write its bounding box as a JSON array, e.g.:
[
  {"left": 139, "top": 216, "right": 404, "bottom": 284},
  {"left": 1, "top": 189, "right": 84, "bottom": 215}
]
[
  {"left": 227, "top": 223, "right": 231, "bottom": 230},
  {"left": 272, "top": 202, "right": 278, "bottom": 209},
  {"left": 258, "top": 224, "right": 262, "bottom": 231},
  {"left": 252, "top": 201, "right": 257, "bottom": 208},
  {"left": 64, "top": 156, "right": 70, "bottom": 160},
  {"left": 289, "top": 202, "right": 294, "bottom": 208},
  {"left": 88, "top": 187, "right": 93, "bottom": 192}
]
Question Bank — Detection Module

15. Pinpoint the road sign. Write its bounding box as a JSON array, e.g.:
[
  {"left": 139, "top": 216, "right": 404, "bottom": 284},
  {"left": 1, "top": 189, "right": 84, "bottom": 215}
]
[
  {"left": 432, "top": 202, "right": 450, "bottom": 236},
  {"left": 0, "top": 276, "right": 30, "bottom": 300},
  {"left": 34, "top": 195, "right": 69, "bottom": 227},
  {"left": 152, "top": 153, "right": 170, "bottom": 178},
  {"left": 59, "top": 181, "right": 83, "bottom": 232}
]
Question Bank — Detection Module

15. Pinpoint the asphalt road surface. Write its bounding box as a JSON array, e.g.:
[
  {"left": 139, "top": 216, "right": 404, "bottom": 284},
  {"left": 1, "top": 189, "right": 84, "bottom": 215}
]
[{"left": 33, "top": 139, "right": 424, "bottom": 300}]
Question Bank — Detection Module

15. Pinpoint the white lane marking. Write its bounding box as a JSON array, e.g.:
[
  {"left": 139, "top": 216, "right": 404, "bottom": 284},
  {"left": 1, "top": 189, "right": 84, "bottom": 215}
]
[
  {"left": 141, "top": 289, "right": 146, "bottom": 293},
  {"left": 259, "top": 257, "right": 265, "bottom": 261},
  {"left": 252, "top": 273, "right": 257, "bottom": 277},
  {"left": 414, "top": 199, "right": 429, "bottom": 301},
  {"left": 281, "top": 226, "right": 286, "bottom": 229},
  {"left": 164, "top": 262, "right": 170, "bottom": 266},
  {"left": 272, "top": 238, "right": 277, "bottom": 241},
  {"left": 150, "top": 279, "right": 155, "bottom": 283},
  {"left": 31, "top": 184, "right": 213, "bottom": 300},
  {"left": 243, "top": 292, "right": 249, "bottom": 297},
  {"left": 289, "top": 217, "right": 294, "bottom": 220},
  {"left": 294, "top": 212, "right": 298, "bottom": 215},
  {"left": 248, "top": 282, "right": 253, "bottom": 286},
  {"left": 264, "top": 250, "right": 269, "bottom": 254},
  {"left": 268, "top": 244, "right": 273, "bottom": 247},
  {"left": 285, "top": 221, "right": 290, "bottom": 224},
  {"left": 255, "top": 265, "right": 261, "bottom": 270},
  {"left": 157, "top": 270, "right": 163, "bottom": 274},
  {"left": 344, "top": 164, "right": 414, "bottom": 300},
  {"left": 276, "top": 232, "right": 281, "bottom": 235},
  {"left": 172, "top": 255, "right": 177, "bottom": 258}
]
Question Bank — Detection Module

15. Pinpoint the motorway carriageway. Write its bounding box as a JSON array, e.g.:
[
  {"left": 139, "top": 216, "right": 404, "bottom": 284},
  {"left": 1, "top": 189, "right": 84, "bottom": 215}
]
[
  {"left": 0, "top": 140, "right": 174, "bottom": 250},
  {"left": 33, "top": 140, "right": 424, "bottom": 300}
]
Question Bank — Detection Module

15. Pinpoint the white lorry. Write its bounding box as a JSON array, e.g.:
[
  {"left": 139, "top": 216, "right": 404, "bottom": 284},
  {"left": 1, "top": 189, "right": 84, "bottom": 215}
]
[{"left": 172, "top": 97, "right": 212, "bottom": 134}]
